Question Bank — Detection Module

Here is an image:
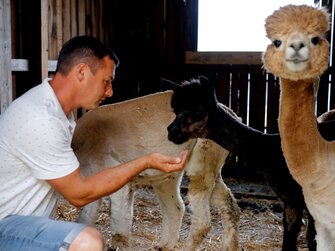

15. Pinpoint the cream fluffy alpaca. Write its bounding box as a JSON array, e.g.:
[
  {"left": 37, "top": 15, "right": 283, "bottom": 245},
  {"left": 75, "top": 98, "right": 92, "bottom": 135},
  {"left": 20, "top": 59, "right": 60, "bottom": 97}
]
[
  {"left": 72, "top": 91, "right": 239, "bottom": 251},
  {"left": 263, "top": 5, "right": 335, "bottom": 250}
]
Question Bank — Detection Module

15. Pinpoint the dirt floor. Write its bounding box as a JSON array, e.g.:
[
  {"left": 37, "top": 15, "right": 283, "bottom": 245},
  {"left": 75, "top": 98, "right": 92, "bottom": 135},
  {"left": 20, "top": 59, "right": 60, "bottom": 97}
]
[{"left": 56, "top": 175, "right": 311, "bottom": 251}]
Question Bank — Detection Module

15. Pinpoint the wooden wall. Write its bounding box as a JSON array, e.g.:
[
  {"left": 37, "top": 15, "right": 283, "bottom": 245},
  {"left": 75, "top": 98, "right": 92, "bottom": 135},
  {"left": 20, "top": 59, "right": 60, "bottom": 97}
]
[
  {"left": 8, "top": 0, "right": 197, "bottom": 104},
  {"left": 10, "top": 0, "right": 111, "bottom": 98},
  {"left": 2, "top": 0, "right": 335, "bottom": 133}
]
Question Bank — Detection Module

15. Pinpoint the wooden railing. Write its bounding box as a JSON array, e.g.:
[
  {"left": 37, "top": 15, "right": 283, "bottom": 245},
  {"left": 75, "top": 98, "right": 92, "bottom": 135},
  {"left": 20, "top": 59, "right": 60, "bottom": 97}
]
[{"left": 179, "top": 64, "right": 334, "bottom": 134}]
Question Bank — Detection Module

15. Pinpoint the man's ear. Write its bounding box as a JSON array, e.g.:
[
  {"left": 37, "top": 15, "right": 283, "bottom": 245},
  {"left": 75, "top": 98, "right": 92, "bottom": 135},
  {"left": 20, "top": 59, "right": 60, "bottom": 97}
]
[{"left": 76, "top": 63, "right": 87, "bottom": 81}]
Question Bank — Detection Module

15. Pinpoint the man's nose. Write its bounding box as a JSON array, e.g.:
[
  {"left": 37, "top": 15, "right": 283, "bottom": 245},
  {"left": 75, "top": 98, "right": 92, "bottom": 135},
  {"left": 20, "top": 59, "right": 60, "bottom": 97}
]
[{"left": 105, "top": 84, "right": 113, "bottom": 97}]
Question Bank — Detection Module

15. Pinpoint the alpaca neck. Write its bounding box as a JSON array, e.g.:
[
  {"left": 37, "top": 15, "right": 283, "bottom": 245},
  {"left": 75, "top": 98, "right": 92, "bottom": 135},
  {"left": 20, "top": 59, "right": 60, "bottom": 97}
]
[
  {"left": 207, "top": 104, "right": 273, "bottom": 157},
  {"left": 279, "top": 78, "right": 323, "bottom": 181}
]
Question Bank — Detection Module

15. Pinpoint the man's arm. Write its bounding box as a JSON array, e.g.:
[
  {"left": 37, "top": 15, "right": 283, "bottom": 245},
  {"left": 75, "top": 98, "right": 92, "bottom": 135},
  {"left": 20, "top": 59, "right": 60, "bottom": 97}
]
[{"left": 47, "top": 151, "right": 188, "bottom": 207}]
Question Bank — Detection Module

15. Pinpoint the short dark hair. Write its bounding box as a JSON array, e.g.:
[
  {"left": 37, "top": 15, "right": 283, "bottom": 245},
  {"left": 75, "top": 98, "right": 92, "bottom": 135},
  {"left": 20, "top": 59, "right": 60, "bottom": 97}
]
[{"left": 56, "top": 35, "right": 119, "bottom": 75}]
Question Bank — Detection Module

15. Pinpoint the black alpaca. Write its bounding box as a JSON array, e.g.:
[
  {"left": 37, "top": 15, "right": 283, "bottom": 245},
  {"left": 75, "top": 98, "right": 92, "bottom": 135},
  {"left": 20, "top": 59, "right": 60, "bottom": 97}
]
[{"left": 166, "top": 76, "right": 332, "bottom": 251}]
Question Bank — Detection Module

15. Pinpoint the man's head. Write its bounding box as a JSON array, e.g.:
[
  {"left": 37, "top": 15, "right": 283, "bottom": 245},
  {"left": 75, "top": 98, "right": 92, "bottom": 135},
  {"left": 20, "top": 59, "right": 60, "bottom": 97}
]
[
  {"left": 54, "top": 36, "right": 120, "bottom": 110},
  {"left": 56, "top": 35, "right": 119, "bottom": 75}
]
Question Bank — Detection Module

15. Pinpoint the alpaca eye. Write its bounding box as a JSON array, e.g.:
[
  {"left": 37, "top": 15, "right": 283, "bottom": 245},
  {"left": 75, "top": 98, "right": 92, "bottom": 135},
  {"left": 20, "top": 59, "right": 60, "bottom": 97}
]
[
  {"left": 311, "top": 37, "right": 320, "bottom": 45},
  {"left": 194, "top": 111, "right": 202, "bottom": 117},
  {"left": 192, "top": 109, "right": 206, "bottom": 121},
  {"left": 273, "top": 40, "right": 282, "bottom": 48}
]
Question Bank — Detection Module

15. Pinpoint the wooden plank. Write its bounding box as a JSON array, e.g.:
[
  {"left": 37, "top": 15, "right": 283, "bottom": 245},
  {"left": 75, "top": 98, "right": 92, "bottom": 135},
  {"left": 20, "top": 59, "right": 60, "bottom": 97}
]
[
  {"left": 71, "top": 0, "right": 78, "bottom": 36},
  {"left": 78, "top": 0, "right": 86, "bottom": 35},
  {"left": 98, "top": 0, "right": 103, "bottom": 40},
  {"left": 90, "top": 0, "right": 97, "bottom": 37},
  {"left": 316, "top": 72, "right": 330, "bottom": 116},
  {"left": 165, "top": 0, "right": 177, "bottom": 65},
  {"left": 41, "top": 0, "right": 49, "bottom": 79},
  {"left": 48, "top": 60, "right": 57, "bottom": 72},
  {"left": 0, "top": 0, "right": 13, "bottom": 113},
  {"left": 48, "top": 0, "right": 57, "bottom": 58},
  {"left": 10, "top": 59, "right": 57, "bottom": 72},
  {"left": 48, "top": 0, "right": 63, "bottom": 59},
  {"left": 329, "top": 67, "right": 335, "bottom": 110},
  {"left": 266, "top": 74, "right": 280, "bottom": 133},
  {"left": 56, "top": 0, "right": 63, "bottom": 53},
  {"left": 185, "top": 51, "right": 263, "bottom": 65},
  {"left": 216, "top": 72, "right": 231, "bottom": 106},
  {"left": 230, "top": 72, "right": 240, "bottom": 115},
  {"left": 184, "top": 0, "right": 198, "bottom": 51},
  {"left": 62, "top": 0, "right": 71, "bottom": 42},
  {"left": 330, "top": 1, "right": 335, "bottom": 68},
  {"left": 237, "top": 71, "right": 249, "bottom": 124},
  {"left": 11, "top": 59, "right": 29, "bottom": 71},
  {"left": 151, "top": 0, "right": 165, "bottom": 62},
  {"left": 248, "top": 71, "right": 266, "bottom": 131},
  {"left": 85, "top": 0, "right": 91, "bottom": 35}
]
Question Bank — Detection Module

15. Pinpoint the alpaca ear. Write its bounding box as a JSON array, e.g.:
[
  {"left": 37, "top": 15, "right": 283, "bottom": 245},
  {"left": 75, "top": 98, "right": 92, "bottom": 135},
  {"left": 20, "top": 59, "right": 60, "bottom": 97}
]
[
  {"left": 198, "top": 75, "right": 218, "bottom": 105},
  {"left": 198, "top": 75, "right": 210, "bottom": 84},
  {"left": 198, "top": 75, "right": 215, "bottom": 92},
  {"left": 160, "top": 78, "right": 181, "bottom": 91}
]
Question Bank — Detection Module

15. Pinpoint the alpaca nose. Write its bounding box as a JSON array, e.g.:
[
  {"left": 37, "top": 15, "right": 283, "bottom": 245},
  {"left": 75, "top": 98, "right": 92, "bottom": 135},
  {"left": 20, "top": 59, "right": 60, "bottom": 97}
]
[
  {"left": 167, "top": 123, "right": 182, "bottom": 137},
  {"left": 287, "top": 32, "right": 306, "bottom": 52},
  {"left": 167, "top": 123, "right": 176, "bottom": 134},
  {"left": 288, "top": 41, "right": 305, "bottom": 51}
]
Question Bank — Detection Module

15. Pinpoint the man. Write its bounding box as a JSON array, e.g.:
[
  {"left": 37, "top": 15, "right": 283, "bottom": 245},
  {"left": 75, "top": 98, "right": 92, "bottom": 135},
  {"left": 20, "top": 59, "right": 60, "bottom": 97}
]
[{"left": 0, "top": 35, "right": 188, "bottom": 251}]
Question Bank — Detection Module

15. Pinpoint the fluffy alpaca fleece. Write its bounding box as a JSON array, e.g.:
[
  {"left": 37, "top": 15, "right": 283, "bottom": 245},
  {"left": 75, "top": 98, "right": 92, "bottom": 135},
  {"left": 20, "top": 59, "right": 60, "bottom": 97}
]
[
  {"left": 72, "top": 91, "right": 240, "bottom": 251},
  {"left": 263, "top": 5, "right": 335, "bottom": 250}
]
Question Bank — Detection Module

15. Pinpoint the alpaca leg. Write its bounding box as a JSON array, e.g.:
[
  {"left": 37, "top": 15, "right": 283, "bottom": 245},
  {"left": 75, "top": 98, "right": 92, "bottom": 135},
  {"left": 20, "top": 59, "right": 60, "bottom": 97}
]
[
  {"left": 307, "top": 213, "right": 316, "bottom": 251},
  {"left": 184, "top": 172, "right": 215, "bottom": 250},
  {"left": 77, "top": 199, "right": 102, "bottom": 225},
  {"left": 109, "top": 184, "right": 134, "bottom": 250},
  {"left": 210, "top": 175, "right": 240, "bottom": 251},
  {"left": 314, "top": 223, "right": 335, "bottom": 251},
  {"left": 184, "top": 138, "right": 231, "bottom": 250},
  {"left": 281, "top": 203, "right": 302, "bottom": 251},
  {"left": 151, "top": 173, "right": 184, "bottom": 250}
]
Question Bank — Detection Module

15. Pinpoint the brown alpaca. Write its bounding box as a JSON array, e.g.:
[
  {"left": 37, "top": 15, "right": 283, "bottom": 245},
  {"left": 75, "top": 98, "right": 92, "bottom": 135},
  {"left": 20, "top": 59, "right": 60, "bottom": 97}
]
[{"left": 263, "top": 5, "right": 334, "bottom": 250}]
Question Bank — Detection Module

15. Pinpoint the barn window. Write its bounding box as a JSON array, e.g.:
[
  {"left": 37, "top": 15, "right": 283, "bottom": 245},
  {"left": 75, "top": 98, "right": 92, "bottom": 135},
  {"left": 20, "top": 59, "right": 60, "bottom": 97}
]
[{"left": 197, "top": 0, "right": 316, "bottom": 52}]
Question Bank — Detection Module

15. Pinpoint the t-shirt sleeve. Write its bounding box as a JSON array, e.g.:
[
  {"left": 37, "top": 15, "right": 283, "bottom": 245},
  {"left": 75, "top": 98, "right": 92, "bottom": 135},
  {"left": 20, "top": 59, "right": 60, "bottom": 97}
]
[{"left": 12, "top": 117, "right": 79, "bottom": 180}]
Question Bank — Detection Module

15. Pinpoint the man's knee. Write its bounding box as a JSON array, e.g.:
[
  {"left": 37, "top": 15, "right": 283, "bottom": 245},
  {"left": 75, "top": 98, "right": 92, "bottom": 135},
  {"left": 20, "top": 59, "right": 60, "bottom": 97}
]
[{"left": 69, "top": 226, "right": 104, "bottom": 251}]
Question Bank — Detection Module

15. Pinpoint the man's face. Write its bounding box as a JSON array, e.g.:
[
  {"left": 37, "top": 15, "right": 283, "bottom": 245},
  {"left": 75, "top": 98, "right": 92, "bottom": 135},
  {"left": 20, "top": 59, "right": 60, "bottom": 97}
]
[{"left": 81, "top": 56, "right": 116, "bottom": 110}]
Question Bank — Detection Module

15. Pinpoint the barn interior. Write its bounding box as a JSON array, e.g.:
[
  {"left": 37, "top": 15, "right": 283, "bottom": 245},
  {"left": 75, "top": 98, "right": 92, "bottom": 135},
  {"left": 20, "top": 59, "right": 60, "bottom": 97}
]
[{"left": 1, "top": 0, "right": 334, "bottom": 250}]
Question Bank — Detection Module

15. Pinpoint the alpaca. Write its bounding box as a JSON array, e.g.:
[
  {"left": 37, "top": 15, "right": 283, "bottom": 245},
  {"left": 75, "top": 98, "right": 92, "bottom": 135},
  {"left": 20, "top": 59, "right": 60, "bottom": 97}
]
[
  {"left": 166, "top": 76, "right": 318, "bottom": 250},
  {"left": 71, "top": 91, "right": 240, "bottom": 250},
  {"left": 262, "top": 4, "right": 334, "bottom": 250}
]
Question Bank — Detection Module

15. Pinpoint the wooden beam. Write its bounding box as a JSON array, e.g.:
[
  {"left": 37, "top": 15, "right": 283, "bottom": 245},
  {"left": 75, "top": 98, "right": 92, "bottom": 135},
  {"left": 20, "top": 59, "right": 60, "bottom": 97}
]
[
  {"left": 62, "top": 0, "right": 71, "bottom": 41},
  {"left": 10, "top": 59, "right": 57, "bottom": 72},
  {"left": 71, "top": 0, "right": 78, "bottom": 36},
  {"left": 26, "top": 0, "right": 43, "bottom": 86},
  {"left": 0, "top": 0, "right": 13, "bottom": 113},
  {"left": 56, "top": 0, "right": 63, "bottom": 52},
  {"left": 41, "top": 0, "right": 49, "bottom": 79},
  {"left": 185, "top": 51, "right": 263, "bottom": 65},
  {"left": 78, "top": 0, "right": 86, "bottom": 35}
]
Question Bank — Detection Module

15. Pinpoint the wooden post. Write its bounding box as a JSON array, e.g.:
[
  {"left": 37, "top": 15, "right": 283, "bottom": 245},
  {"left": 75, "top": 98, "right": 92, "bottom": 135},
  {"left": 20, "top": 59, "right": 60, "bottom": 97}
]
[
  {"left": 0, "top": 0, "right": 13, "bottom": 113},
  {"left": 78, "top": 1, "right": 86, "bottom": 35},
  {"left": 41, "top": 0, "right": 49, "bottom": 79}
]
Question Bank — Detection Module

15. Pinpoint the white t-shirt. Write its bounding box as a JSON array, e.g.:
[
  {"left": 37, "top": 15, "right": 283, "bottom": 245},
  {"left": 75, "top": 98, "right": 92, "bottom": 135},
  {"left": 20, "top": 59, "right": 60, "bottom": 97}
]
[{"left": 0, "top": 78, "right": 79, "bottom": 220}]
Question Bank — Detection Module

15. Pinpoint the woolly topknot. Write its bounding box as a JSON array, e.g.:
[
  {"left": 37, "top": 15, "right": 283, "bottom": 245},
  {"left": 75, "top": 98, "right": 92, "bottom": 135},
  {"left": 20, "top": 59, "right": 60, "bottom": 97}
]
[{"left": 265, "top": 5, "right": 329, "bottom": 39}]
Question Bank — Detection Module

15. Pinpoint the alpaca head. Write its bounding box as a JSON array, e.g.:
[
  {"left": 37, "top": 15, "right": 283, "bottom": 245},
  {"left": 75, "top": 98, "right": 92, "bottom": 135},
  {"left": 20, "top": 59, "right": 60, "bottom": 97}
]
[
  {"left": 167, "top": 76, "right": 216, "bottom": 144},
  {"left": 263, "top": 5, "right": 330, "bottom": 81}
]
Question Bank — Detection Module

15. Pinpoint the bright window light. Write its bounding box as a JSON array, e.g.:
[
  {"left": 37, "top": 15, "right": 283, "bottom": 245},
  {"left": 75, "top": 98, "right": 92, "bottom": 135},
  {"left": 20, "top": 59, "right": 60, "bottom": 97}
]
[{"left": 198, "top": 0, "right": 316, "bottom": 52}]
